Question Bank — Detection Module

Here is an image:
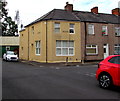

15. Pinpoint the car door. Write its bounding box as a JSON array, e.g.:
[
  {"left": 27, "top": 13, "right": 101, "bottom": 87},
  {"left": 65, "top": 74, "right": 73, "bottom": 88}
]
[{"left": 108, "top": 56, "right": 120, "bottom": 86}]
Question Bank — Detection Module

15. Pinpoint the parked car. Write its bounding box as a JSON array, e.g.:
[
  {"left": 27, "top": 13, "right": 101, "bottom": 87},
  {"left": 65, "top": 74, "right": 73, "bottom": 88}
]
[
  {"left": 3, "top": 51, "right": 18, "bottom": 61},
  {"left": 96, "top": 55, "right": 120, "bottom": 89}
]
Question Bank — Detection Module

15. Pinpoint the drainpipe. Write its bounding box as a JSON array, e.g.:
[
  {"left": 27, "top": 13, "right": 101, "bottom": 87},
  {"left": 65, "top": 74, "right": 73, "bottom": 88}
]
[
  {"left": 28, "top": 27, "right": 30, "bottom": 60},
  {"left": 46, "top": 20, "right": 48, "bottom": 63},
  {"left": 82, "top": 22, "right": 87, "bottom": 64}
]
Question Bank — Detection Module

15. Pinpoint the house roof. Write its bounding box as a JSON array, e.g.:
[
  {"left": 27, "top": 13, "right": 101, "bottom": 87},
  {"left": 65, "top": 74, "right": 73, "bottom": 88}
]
[
  {"left": 73, "top": 11, "right": 120, "bottom": 24},
  {"left": 25, "top": 9, "right": 120, "bottom": 27}
]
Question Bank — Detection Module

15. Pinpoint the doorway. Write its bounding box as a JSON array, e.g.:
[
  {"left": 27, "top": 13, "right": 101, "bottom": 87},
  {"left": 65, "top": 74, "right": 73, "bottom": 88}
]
[{"left": 103, "top": 44, "right": 109, "bottom": 59}]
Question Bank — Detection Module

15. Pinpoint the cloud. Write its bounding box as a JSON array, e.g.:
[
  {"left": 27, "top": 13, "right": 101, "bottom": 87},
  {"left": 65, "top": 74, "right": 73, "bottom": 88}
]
[{"left": 7, "top": 0, "right": 120, "bottom": 26}]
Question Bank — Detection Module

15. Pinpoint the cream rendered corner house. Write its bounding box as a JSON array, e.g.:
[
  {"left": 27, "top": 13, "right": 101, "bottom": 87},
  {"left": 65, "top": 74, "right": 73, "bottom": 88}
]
[{"left": 19, "top": 3, "right": 81, "bottom": 63}]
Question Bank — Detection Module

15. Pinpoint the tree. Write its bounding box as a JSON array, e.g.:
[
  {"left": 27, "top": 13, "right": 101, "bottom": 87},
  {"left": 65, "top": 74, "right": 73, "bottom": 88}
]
[{"left": 1, "top": 0, "right": 18, "bottom": 36}]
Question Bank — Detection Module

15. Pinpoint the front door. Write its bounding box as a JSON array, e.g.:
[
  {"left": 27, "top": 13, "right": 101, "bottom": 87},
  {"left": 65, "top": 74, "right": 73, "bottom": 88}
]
[{"left": 103, "top": 44, "right": 109, "bottom": 59}]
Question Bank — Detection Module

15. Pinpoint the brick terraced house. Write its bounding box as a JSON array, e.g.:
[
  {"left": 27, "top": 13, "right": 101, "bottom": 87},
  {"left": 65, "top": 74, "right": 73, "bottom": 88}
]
[{"left": 19, "top": 2, "right": 120, "bottom": 63}]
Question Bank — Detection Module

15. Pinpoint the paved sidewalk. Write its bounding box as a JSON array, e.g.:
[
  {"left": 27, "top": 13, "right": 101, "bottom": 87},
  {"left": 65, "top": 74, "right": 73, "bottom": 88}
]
[{"left": 20, "top": 59, "right": 99, "bottom": 67}]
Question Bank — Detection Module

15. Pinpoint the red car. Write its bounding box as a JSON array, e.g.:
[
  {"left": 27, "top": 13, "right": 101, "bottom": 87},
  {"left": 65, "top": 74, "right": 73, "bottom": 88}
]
[{"left": 96, "top": 55, "right": 120, "bottom": 88}]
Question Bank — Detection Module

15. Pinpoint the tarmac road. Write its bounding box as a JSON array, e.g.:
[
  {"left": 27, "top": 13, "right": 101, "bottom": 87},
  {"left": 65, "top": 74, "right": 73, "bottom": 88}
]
[{"left": 2, "top": 60, "right": 120, "bottom": 100}]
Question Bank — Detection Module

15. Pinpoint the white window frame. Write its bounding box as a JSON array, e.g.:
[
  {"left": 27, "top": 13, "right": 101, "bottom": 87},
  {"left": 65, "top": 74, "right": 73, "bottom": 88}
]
[
  {"left": 115, "top": 27, "right": 120, "bottom": 36},
  {"left": 86, "top": 45, "right": 98, "bottom": 55},
  {"left": 69, "top": 23, "right": 75, "bottom": 34},
  {"left": 102, "top": 26, "right": 108, "bottom": 35},
  {"left": 114, "top": 44, "right": 120, "bottom": 55},
  {"left": 88, "top": 24, "right": 94, "bottom": 35},
  {"left": 56, "top": 40, "right": 74, "bottom": 56},
  {"left": 54, "top": 22, "right": 60, "bottom": 33},
  {"left": 35, "top": 41, "right": 40, "bottom": 55}
]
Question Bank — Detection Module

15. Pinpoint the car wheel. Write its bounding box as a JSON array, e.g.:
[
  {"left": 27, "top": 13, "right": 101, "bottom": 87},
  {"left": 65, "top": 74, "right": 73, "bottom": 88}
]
[
  {"left": 6, "top": 57, "right": 8, "bottom": 62},
  {"left": 98, "top": 74, "right": 112, "bottom": 89}
]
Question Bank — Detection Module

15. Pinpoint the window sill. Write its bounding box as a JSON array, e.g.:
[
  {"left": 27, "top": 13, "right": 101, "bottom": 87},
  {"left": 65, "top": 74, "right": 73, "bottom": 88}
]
[
  {"left": 69, "top": 33, "right": 75, "bottom": 34},
  {"left": 56, "top": 55, "right": 74, "bottom": 56},
  {"left": 36, "top": 54, "right": 40, "bottom": 56},
  {"left": 88, "top": 34, "right": 95, "bottom": 36},
  {"left": 86, "top": 54, "right": 98, "bottom": 56},
  {"left": 102, "top": 34, "right": 108, "bottom": 36},
  {"left": 115, "top": 35, "right": 120, "bottom": 37}
]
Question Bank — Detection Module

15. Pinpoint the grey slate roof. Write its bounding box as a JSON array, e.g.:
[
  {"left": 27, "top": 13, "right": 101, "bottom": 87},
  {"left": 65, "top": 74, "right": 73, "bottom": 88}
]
[
  {"left": 73, "top": 11, "right": 120, "bottom": 24},
  {"left": 25, "top": 9, "right": 120, "bottom": 27}
]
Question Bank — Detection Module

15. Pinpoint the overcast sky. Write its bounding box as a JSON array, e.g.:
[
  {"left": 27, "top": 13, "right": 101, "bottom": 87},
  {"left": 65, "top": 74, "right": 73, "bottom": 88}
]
[{"left": 6, "top": 0, "right": 120, "bottom": 26}]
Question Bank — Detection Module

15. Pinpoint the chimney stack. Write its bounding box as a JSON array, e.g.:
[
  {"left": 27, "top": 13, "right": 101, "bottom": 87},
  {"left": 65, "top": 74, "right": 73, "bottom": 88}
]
[
  {"left": 112, "top": 8, "right": 120, "bottom": 16},
  {"left": 91, "top": 7, "right": 98, "bottom": 14},
  {"left": 64, "top": 2, "right": 73, "bottom": 12}
]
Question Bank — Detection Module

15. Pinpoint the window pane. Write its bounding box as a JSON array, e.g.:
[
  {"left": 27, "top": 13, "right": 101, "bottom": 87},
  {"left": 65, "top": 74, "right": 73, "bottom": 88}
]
[
  {"left": 55, "top": 28, "right": 60, "bottom": 33},
  {"left": 56, "top": 48, "right": 61, "bottom": 55},
  {"left": 88, "top": 24, "right": 94, "bottom": 34},
  {"left": 69, "top": 48, "right": 73, "bottom": 55},
  {"left": 115, "top": 27, "right": 120, "bottom": 36},
  {"left": 54, "top": 23, "right": 60, "bottom": 33},
  {"left": 54, "top": 23, "right": 60, "bottom": 28},
  {"left": 86, "top": 48, "right": 96, "bottom": 54},
  {"left": 102, "top": 26, "right": 107, "bottom": 35},
  {"left": 62, "top": 41, "right": 68, "bottom": 47},
  {"left": 70, "top": 24, "right": 74, "bottom": 28},
  {"left": 69, "top": 29, "right": 74, "bottom": 33},
  {"left": 56, "top": 41, "right": 61, "bottom": 47},
  {"left": 35, "top": 41, "right": 40, "bottom": 55},
  {"left": 69, "top": 41, "right": 74, "bottom": 47},
  {"left": 92, "top": 45, "right": 96, "bottom": 47},
  {"left": 69, "top": 24, "right": 74, "bottom": 33},
  {"left": 62, "top": 48, "right": 68, "bottom": 55},
  {"left": 114, "top": 44, "right": 120, "bottom": 54},
  {"left": 56, "top": 40, "right": 74, "bottom": 56}
]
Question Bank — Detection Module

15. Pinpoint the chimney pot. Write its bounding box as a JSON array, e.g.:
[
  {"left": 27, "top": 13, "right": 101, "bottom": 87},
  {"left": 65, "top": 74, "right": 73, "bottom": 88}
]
[
  {"left": 91, "top": 6, "right": 98, "bottom": 14},
  {"left": 66, "top": 2, "right": 69, "bottom": 5}
]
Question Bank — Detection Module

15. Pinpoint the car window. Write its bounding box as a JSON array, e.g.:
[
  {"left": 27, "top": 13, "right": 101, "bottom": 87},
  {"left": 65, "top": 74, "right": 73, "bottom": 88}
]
[
  {"left": 7, "top": 51, "right": 15, "bottom": 55},
  {"left": 108, "top": 56, "right": 120, "bottom": 64}
]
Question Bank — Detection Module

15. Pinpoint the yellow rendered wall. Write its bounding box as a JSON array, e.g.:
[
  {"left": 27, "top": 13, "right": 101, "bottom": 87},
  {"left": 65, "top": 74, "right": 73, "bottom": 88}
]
[
  {"left": 19, "top": 29, "right": 28, "bottom": 60},
  {"left": 28, "top": 21, "right": 47, "bottom": 62},
  {"left": 47, "top": 20, "right": 81, "bottom": 63},
  {"left": 20, "top": 20, "right": 82, "bottom": 63}
]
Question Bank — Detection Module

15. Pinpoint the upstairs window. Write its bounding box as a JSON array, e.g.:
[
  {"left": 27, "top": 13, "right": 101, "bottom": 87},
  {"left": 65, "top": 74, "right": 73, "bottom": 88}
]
[
  {"left": 69, "top": 24, "right": 75, "bottom": 34},
  {"left": 115, "top": 27, "right": 120, "bottom": 36},
  {"left": 102, "top": 26, "right": 107, "bottom": 35},
  {"left": 54, "top": 22, "right": 60, "bottom": 33},
  {"left": 88, "top": 24, "right": 94, "bottom": 35}
]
